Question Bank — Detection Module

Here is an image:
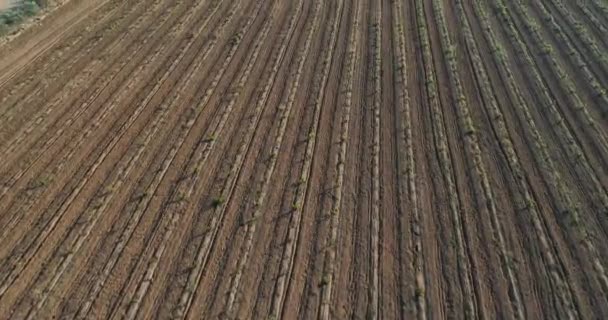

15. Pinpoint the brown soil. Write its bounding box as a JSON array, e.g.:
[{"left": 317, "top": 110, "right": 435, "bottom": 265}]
[{"left": 0, "top": 0, "right": 607, "bottom": 319}]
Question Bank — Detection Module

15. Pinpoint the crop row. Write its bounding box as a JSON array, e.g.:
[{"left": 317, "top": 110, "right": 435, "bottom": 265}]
[
  {"left": 573, "top": 1, "right": 608, "bottom": 44},
  {"left": 0, "top": 0, "right": 220, "bottom": 306},
  {"left": 181, "top": 17, "right": 274, "bottom": 320},
  {"left": 391, "top": 0, "right": 425, "bottom": 318},
  {"left": 455, "top": 0, "right": 580, "bottom": 316},
  {"left": 39, "top": 1, "right": 242, "bottom": 318},
  {"left": 529, "top": 0, "right": 608, "bottom": 112},
  {"left": 261, "top": 1, "right": 327, "bottom": 318},
  {"left": 317, "top": 0, "right": 359, "bottom": 318},
  {"left": 490, "top": 0, "right": 608, "bottom": 220},
  {"left": 415, "top": 0, "right": 477, "bottom": 316},
  {"left": 73, "top": 0, "right": 273, "bottom": 317},
  {"left": 0, "top": 0, "right": 184, "bottom": 206},
  {"left": 0, "top": 0, "right": 134, "bottom": 112},
  {"left": 494, "top": 0, "right": 608, "bottom": 260},
  {"left": 368, "top": 0, "right": 382, "bottom": 318},
  {"left": 210, "top": 0, "right": 331, "bottom": 318},
  {"left": 543, "top": 0, "right": 608, "bottom": 76},
  {"left": 0, "top": 0, "right": 165, "bottom": 150},
  {"left": 588, "top": 0, "right": 608, "bottom": 20},
  {"left": 0, "top": 0, "right": 219, "bottom": 261},
  {"left": 476, "top": 0, "right": 608, "bottom": 308},
  {"left": 161, "top": 2, "right": 278, "bottom": 318},
  {"left": 434, "top": 0, "right": 526, "bottom": 317},
  {"left": 101, "top": 1, "right": 265, "bottom": 318},
  {"left": 0, "top": 1, "right": 230, "bottom": 317},
  {"left": 508, "top": 0, "right": 608, "bottom": 163},
  {"left": 472, "top": 1, "right": 590, "bottom": 316},
  {"left": 158, "top": 2, "right": 307, "bottom": 319}
]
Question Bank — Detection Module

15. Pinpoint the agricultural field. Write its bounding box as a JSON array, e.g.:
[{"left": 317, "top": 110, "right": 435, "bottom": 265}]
[{"left": 0, "top": 0, "right": 607, "bottom": 318}]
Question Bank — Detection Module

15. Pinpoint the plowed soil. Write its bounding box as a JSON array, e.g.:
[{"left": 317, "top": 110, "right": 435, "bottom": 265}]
[{"left": 1, "top": 0, "right": 608, "bottom": 319}]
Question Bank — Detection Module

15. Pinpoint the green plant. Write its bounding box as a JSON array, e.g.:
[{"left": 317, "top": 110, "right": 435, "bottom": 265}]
[
  {"left": 211, "top": 197, "right": 225, "bottom": 208},
  {"left": 0, "top": 0, "right": 40, "bottom": 35}
]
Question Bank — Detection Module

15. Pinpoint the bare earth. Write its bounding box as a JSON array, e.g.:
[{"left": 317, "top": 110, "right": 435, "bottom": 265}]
[
  {"left": 0, "top": 0, "right": 10, "bottom": 11},
  {"left": 0, "top": 0, "right": 608, "bottom": 319}
]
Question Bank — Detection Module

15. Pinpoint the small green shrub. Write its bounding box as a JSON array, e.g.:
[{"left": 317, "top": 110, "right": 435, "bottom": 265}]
[{"left": 211, "top": 197, "right": 225, "bottom": 208}]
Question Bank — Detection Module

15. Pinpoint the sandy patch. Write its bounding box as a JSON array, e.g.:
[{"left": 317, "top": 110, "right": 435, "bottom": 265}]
[{"left": 0, "top": 0, "right": 12, "bottom": 11}]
